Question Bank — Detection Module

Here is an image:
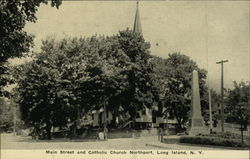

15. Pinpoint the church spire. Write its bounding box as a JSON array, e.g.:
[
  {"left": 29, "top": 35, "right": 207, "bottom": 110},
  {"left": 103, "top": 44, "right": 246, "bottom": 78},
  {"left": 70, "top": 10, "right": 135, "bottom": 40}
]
[{"left": 133, "top": 0, "right": 142, "bottom": 35}]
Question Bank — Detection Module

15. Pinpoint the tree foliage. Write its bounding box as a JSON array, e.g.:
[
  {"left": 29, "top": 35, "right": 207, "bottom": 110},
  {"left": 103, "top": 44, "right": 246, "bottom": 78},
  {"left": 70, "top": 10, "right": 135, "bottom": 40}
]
[
  {"left": 226, "top": 81, "right": 250, "bottom": 128},
  {"left": 0, "top": 63, "right": 13, "bottom": 96},
  {"left": 0, "top": 0, "right": 61, "bottom": 63},
  {"left": 0, "top": 98, "right": 13, "bottom": 130},
  {"left": 0, "top": 97, "right": 22, "bottom": 132},
  {"left": 117, "top": 30, "right": 158, "bottom": 119},
  {"left": 151, "top": 53, "right": 207, "bottom": 129},
  {"left": 14, "top": 30, "right": 158, "bottom": 137},
  {"left": 0, "top": 0, "right": 62, "bottom": 97}
]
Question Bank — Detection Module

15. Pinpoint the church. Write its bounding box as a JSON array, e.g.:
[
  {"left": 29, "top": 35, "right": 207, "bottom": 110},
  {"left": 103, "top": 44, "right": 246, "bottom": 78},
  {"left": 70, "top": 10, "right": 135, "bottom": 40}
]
[{"left": 89, "top": 1, "right": 178, "bottom": 131}]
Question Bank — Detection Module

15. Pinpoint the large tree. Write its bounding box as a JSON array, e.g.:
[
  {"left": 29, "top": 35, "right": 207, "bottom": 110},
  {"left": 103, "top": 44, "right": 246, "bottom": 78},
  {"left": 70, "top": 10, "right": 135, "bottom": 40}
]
[
  {"left": 14, "top": 29, "right": 158, "bottom": 137},
  {"left": 14, "top": 34, "right": 131, "bottom": 138},
  {"left": 0, "top": 0, "right": 62, "bottom": 97},
  {"left": 226, "top": 81, "right": 250, "bottom": 129},
  {"left": 0, "top": 98, "right": 13, "bottom": 131},
  {"left": 117, "top": 30, "right": 158, "bottom": 125},
  {"left": 152, "top": 53, "right": 207, "bottom": 130}
]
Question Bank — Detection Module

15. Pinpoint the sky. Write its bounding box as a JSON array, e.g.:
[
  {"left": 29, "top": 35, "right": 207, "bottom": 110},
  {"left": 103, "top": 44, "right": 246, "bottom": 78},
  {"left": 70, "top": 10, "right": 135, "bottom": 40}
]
[{"left": 15, "top": 1, "right": 249, "bottom": 92}]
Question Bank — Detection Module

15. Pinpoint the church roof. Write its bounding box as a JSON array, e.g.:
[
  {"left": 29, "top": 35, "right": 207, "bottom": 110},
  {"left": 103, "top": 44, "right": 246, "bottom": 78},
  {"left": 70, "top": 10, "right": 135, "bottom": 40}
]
[{"left": 133, "top": 1, "right": 143, "bottom": 35}]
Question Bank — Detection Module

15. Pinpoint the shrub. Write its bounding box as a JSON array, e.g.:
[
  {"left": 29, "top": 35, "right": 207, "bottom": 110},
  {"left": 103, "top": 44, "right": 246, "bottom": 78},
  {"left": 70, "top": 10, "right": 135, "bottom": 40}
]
[
  {"left": 197, "top": 132, "right": 250, "bottom": 140},
  {"left": 180, "top": 136, "right": 248, "bottom": 147}
]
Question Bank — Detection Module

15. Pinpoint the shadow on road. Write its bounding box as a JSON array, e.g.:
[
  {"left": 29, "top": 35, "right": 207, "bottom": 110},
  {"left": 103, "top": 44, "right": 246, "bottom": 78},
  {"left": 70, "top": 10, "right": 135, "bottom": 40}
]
[{"left": 15, "top": 136, "right": 104, "bottom": 143}]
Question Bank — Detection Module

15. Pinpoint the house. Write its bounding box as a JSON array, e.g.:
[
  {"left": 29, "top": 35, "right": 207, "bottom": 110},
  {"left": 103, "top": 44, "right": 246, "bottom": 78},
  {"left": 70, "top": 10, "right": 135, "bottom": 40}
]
[
  {"left": 134, "top": 107, "right": 153, "bottom": 128},
  {"left": 90, "top": 102, "right": 177, "bottom": 130},
  {"left": 91, "top": 107, "right": 113, "bottom": 127}
]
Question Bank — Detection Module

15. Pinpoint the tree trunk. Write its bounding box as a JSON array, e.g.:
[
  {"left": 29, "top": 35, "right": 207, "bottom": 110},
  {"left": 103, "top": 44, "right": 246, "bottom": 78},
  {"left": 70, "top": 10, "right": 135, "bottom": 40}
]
[
  {"left": 110, "top": 109, "right": 117, "bottom": 128},
  {"left": 45, "top": 121, "right": 52, "bottom": 140},
  {"left": 71, "top": 121, "right": 77, "bottom": 138},
  {"left": 176, "top": 118, "right": 182, "bottom": 132},
  {"left": 132, "top": 116, "right": 136, "bottom": 138},
  {"left": 243, "top": 121, "right": 247, "bottom": 129}
]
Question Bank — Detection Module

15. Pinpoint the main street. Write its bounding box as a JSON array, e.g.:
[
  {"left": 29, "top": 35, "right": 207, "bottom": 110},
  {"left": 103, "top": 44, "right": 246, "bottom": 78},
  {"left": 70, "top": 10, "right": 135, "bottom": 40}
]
[{"left": 1, "top": 133, "right": 245, "bottom": 150}]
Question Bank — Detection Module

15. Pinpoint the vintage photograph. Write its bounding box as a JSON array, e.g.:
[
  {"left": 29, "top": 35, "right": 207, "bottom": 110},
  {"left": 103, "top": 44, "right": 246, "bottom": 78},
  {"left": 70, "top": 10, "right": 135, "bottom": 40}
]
[{"left": 0, "top": 0, "right": 249, "bottom": 158}]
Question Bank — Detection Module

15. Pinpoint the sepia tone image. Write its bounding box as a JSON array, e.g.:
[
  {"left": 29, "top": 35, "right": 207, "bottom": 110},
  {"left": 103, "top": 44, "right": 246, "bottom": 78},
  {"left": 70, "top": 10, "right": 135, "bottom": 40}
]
[{"left": 0, "top": 0, "right": 249, "bottom": 158}]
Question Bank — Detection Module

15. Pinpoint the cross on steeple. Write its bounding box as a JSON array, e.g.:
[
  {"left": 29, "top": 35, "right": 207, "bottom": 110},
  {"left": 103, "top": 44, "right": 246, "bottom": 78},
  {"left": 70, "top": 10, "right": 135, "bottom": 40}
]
[{"left": 133, "top": 0, "right": 142, "bottom": 35}]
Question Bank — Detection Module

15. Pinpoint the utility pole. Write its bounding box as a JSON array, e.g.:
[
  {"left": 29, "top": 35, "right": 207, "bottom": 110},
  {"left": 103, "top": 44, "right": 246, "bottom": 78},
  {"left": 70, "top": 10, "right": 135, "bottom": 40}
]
[
  {"left": 13, "top": 103, "right": 16, "bottom": 136},
  {"left": 239, "top": 84, "right": 244, "bottom": 144},
  {"left": 216, "top": 60, "right": 228, "bottom": 132},
  {"left": 205, "top": 2, "right": 213, "bottom": 134},
  {"left": 103, "top": 96, "right": 107, "bottom": 140},
  {"left": 208, "top": 87, "right": 213, "bottom": 133}
]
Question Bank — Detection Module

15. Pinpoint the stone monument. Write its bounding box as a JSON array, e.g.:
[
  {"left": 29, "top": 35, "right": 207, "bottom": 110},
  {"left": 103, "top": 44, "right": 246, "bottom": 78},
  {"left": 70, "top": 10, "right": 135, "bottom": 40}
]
[{"left": 189, "top": 70, "right": 208, "bottom": 136}]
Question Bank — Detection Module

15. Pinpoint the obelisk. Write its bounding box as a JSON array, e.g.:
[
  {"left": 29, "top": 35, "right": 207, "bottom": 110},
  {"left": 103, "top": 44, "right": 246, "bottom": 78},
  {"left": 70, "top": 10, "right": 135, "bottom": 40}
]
[{"left": 189, "top": 70, "right": 207, "bottom": 136}]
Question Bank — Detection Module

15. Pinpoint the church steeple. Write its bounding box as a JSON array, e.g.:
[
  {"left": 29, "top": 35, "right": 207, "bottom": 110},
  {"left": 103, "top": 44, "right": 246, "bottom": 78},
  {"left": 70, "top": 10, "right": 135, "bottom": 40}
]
[{"left": 133, "top": 0, "right": 142, "bottom": 35}]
